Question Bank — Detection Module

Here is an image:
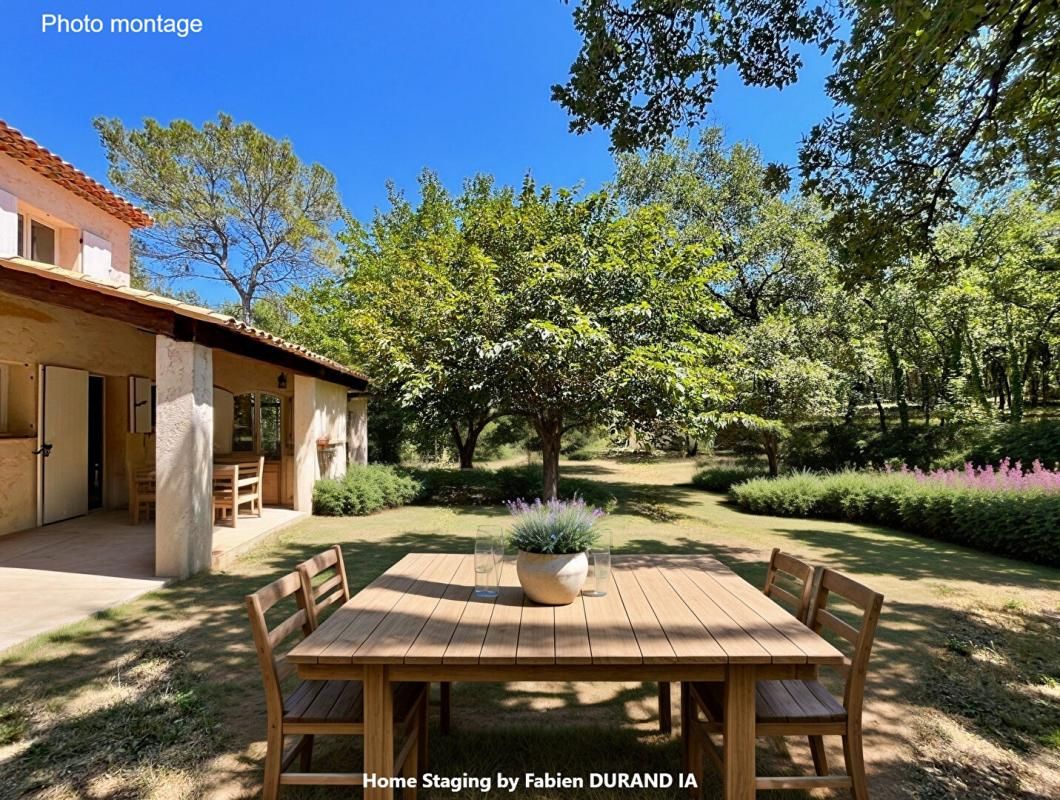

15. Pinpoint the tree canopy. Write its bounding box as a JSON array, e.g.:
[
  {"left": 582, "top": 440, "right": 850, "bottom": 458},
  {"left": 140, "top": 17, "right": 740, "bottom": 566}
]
[{"left": 95, "top": 113, "right": 344, "bottom": 322}]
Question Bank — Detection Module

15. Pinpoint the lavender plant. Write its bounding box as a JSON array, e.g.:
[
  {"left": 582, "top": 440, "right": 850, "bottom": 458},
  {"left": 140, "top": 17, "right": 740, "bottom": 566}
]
[{"left": 505, "top": 497, "right": 605, "bottom": 554}]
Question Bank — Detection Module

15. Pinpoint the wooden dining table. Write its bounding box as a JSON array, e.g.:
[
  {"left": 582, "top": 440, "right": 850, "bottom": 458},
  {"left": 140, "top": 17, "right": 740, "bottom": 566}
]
[{"left": 288, "top": 553, "right": 844, "bottom": 800}]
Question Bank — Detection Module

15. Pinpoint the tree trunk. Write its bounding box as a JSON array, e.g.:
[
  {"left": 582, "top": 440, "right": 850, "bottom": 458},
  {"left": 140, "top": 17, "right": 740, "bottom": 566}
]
[
  {"left": 684, "top": 435, "right": 699, "bottom": 458},
  {"left": 883, "top": 327, "right": 909, "bottom": 429},
  {"left": 535, "top": 415, "right": 563, "bottom": 500},
  {"left": 869, "top": 378, "right": 887, "bottom": 433},
  {"left": 450, "top": 417, "right": 486, "bottom": 470},
  {"left": 763, "top": 432, "right": 780, "bottom": 478}
]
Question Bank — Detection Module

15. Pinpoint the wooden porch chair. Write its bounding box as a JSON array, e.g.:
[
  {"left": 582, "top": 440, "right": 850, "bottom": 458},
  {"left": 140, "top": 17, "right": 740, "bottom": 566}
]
[
  {"left": 297, "top": 545, "right": 451, "bottom": 743},
  {"left": 214, "top": 456, "right": 264, "bottom": 527},
  {"left": 683, "top": 568, "right": 884, "bottom": 798},
  {"left": 763, "top": 548, "right": 818, "bottom": 624},
  {"left": 129, "top": 468, "right": 156, "bottom": 524},
  {"left": 668, "top": 549, "right": 819, "bottom": 737},
  {"left": 246, "top": 571, "right": 426, "bottom": 798}
]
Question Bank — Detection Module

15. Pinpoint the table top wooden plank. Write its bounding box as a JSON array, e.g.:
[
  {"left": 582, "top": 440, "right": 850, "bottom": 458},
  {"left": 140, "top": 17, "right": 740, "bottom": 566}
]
[
  {"left": 479, "top": 556, "right": 523, "bottom": 664},
  {"left": 628, "top": 560, "right": 727, "bottom": 663},
  {"left": 404, "top": 555, "right": 474, "bottom": 664},
  {"left": 677, "top": 563, "right": 807, "bottom": 664},
  {"left": 517, "top": 595, "right": 556, "bottom": 664},
  {"left": 351, "top": 554, "right": 464, "bottom": 664},
  {"left": 554, "top": 590, "right": 593, "bottom": 664},
  {"left": 290, "top": 553, "right": 436, "bottom": 663},
  {"left": 653, "top": 561, "right": 771, "bottom": 663},
  {"left": 610, "top": 562, "right": 678, "bottom": 664},
  {"left": 689, "top": 555, "right": 844, "bottom": 664},
  {"left": 582, "top": 561, "right": 642, "bottom": 664},
  {"left": 293, "top": 552, "right": 844, "bottom": 667}
]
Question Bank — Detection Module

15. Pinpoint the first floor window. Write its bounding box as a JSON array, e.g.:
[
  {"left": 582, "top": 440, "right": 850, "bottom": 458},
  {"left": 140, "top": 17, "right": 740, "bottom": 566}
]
[{"left": 30, "top": 219, "right": 56, "bottom": 264}]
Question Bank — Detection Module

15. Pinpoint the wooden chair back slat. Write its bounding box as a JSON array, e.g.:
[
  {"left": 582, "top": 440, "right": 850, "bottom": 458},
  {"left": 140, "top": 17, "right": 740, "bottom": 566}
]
[
  {"left": 807, "top": 568, "right": 884, "bottom": 718},
  {"left": 246, "top": 571, "right": 314, "bottom": 725},
  {"left": 763, "top": 548, "right": 817, "bottom": 623},
  {"left": 298, "top": 545, "right": 351, "bottom": 630}
]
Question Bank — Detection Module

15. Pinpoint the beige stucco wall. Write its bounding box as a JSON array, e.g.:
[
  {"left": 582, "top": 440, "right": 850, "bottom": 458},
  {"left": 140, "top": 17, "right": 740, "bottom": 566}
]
[
  {"left": 0, "top": 438, "right": 37, "bottom": 533},
  {"left": 0, "top": 288, "right": 357, "bottom": 536},
  {"left": 0, "top": 154, "right": 133, "bottom": 277}
]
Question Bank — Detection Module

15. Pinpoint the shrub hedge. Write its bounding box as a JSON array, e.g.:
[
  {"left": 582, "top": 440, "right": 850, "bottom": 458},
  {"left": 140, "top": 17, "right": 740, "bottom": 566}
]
[
  {"left": 407, "top": 464, "right": 615, "bottom": 507},
  {"left": 691, "top": 465, "right": 769, "bottom": 493},
  {"left": 312, "top": 465, "right": 423, "bottom": 516},
  {"left": 729, "top": 470, "right": 1060, "bottom": 566}
]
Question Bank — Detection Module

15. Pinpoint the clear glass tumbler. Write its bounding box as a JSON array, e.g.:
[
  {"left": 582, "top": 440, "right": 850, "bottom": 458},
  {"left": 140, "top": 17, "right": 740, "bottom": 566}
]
[
  {"left": 585, "top": 540, "right": 612, "bottom": 597},
  {"left": 474, "top": 526, "right": 502, "bottom": 598}
]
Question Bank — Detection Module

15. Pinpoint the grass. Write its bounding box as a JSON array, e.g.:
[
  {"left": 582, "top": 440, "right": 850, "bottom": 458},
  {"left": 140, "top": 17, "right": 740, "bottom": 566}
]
[{"left": 1, "top": 457, "right": 1058, "bottom": 799}]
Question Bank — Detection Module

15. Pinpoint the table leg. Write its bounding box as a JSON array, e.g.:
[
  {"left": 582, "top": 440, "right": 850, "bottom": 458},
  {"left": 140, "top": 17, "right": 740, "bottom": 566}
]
[
  {"left": 364, "top": 665, "right": 395, "bottom": 800},
  {"left": 723, "top": 665, "right": 755, "bottom": 800}
]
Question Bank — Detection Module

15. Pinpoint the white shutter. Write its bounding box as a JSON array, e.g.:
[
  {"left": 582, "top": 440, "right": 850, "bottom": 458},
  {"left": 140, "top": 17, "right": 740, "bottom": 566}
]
[
  {"left": 81, "top": 230, "right": 112, "bottom": 279},
  {"left": 0, "top": 187, "right": 18, "bottom": 258}
]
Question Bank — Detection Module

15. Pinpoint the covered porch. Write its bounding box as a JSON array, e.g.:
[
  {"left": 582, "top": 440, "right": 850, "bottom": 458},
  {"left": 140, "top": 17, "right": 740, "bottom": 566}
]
[
  {"left": 0, "top": 507, "right": 305, "bottom": 651},
  {"left": 0, "top": 256, "right": 370, "bottom": 585}
]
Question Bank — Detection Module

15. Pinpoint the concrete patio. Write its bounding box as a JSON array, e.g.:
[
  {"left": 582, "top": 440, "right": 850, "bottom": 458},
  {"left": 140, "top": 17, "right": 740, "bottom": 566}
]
[{"left": 0, "top": 506, "right": 306, "bottom": 652}]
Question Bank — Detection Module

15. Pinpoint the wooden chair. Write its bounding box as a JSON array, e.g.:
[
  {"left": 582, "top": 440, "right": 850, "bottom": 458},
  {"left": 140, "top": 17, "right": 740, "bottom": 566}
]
[
  {"left": 129, "top": 467, "right": 156, "bottom": 524},
  {"left": 246, "top": 570, "right": 426, "bottom": 798},
  {"left": 763, "top": 548, "right": 818, "bottom": 624},
  {"left": 683, "top": 568, "right": 884, "bottom": 798},
  {"left": 297, "top": 545, "right": 451, "bottom": 743},
  {"left": 214, "top": 456, "right": 265, "bottom": 527},
  {"left": 667, "top": 549, "right": 818, "bottom": 736}
]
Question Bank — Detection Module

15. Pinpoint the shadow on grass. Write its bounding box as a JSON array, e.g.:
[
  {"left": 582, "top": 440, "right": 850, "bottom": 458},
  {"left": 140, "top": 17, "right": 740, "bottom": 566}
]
[{"left": 1, "top": 505, "right": 1058, "bottom": 798}]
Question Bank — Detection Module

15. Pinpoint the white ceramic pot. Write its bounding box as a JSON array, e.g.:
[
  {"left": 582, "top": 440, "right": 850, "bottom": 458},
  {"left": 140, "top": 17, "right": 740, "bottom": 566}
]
[{"left": 516, "top": 550, "right": 589, "bottom": 606}]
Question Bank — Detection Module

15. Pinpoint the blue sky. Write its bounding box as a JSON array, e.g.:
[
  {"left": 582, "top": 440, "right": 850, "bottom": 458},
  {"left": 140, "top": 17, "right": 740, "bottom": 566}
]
[{"left": 6, "top": 0, "right": 835, "bottom": 304}]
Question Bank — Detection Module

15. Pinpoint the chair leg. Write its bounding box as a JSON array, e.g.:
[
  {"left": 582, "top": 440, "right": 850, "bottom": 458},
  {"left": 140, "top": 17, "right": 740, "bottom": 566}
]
[
  {"left": 439, "top": 682, "right": 451, "bottom": 734},
  {"left": 418, "top": 691, "right": 429, "bottom": 774},
  {"left": 262, "top": 726, "right": 283, "bottom": 800},
  {"left": 659, "top": 682, "right": 672, "bottom": 734},
  {"left": 843, "top": 729, "right": 870, "bottom": 800},
  {"left": 403, "top": 732, "right": 419, "bottom": 800},
  {"left": 299, "top": 733, "right": 314, "bottom": 771},
  {"left": 809, "top": 734, "right": 828, "bottom": 776},
  {"left": 680, "top": 683, "right": 693, "bottom": 774}
]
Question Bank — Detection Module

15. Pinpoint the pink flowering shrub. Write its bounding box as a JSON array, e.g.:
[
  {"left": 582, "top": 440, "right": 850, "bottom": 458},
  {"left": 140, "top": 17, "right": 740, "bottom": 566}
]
[
  {"left": 731, "top": 463, "right": 1060, "bottom": 566},
  {"left": 886, "top": 458, "right": 1060, "bottom": 493}
]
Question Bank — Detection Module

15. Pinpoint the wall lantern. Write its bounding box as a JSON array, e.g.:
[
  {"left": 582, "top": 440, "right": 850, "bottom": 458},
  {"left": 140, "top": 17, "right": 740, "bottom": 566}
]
[{"left": 277, "top": 373, "right": 288, "bottom": 390}]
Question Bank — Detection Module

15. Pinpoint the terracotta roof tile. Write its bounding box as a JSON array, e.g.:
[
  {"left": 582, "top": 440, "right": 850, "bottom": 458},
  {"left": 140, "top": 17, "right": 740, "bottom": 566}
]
[{"left": 0, "top": 120, "right": 152, "bottom": 229}]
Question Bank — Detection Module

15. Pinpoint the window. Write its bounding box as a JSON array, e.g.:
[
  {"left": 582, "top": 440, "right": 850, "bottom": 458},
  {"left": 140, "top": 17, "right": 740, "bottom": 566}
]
[
  {"left": 30, "top": 220, "right": 56, "bottom": 264},
  {"left": 230, "top": 392, "right": 282, "bottom": 457},
  {"left": 15, "top": 213, "right": 58, "bottom": 265}
]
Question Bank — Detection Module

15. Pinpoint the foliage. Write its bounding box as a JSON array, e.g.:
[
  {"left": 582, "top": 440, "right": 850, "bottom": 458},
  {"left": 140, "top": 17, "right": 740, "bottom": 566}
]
[
  {"left": 691, "top": 465, "right": 768, "bottom": 493},
  {"left": 553, "top": 1, "right": 836, "bottom": 152},
  {"left": 557, "top": 2, "right": 1056, "bottom": 266},
  {"left": 295, "top": 171, "right": 737, "bottom": 497},
  {"left": 731, "top": 469, "right": 1060, "bottom": 566},
  {"left": 95, "top": 113, "right": 343, "bottom": 322},
  {"left": 505, "top": 497, "right": 605, "bottom": 554},
  {"left": 407, "top": 464, "right": 617, "bottom": 509},
  {"left": 888, "top": 459, "right": 1060, "bottom": 492},
  {"left": 312, "top": 465, "right": 423, "bottom": 516},
  {"left": 616, "top": 131, "right": 842, "bottom": 473}
]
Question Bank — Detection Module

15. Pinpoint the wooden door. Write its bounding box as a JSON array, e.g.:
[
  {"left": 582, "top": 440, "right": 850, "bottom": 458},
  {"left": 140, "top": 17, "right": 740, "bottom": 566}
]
[{"left": 41, "top": 365, "right": 89, "bottom": 524}]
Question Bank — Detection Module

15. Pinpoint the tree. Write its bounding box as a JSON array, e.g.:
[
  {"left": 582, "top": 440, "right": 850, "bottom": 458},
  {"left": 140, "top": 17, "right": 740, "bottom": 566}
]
[
  {"left": 489, "top": 180, "right": 735, "bottom": 497},
  {"left": 616, "top": 131, "right": 841, "bottom": 471},
  {"left": 289, "top": 173, "right": 505, "bottom": 469},
  {"left": 558, "top": 1, "right": 1057, "bottom": 265},
  {"left": 553, "top": 1, "right": 836, "bottom": 152},
  {"left": 95, "top": 114, "right": 343, "bottom": 322}
]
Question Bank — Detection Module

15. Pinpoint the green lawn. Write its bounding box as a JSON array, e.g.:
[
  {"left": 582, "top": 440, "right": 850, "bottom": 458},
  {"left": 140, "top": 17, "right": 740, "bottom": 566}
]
[{"left": 1, "top": 457, "right": 1058, "bottom": 799}]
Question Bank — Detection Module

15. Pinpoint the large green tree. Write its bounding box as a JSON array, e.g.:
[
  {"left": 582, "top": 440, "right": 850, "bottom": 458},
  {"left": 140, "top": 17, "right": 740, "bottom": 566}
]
[
  {"left": 558, "top": 1, "right": 1057, "bottom": 263},
  {"left": 96, "top": 114, "right": 344, "bottom": 322},
  {"left": 616, "top": 131, "right": 842, "bottom": 472}
]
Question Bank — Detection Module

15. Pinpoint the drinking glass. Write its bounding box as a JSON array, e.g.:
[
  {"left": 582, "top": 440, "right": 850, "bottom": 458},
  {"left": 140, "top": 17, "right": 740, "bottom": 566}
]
[
  {"left": 474, "top": 526, "right": 502, "bottom": 598},
  {"left": 585, "top": 532, "right": 612, "bottom": 597}
]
